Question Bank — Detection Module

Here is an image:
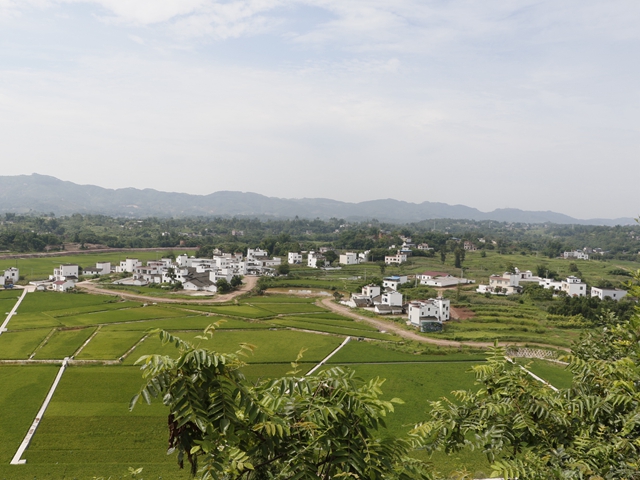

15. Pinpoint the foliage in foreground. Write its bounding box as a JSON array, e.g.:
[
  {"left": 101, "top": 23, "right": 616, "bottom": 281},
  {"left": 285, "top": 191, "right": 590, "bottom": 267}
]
[
  {"left": 414, "top": 270, "right": 640, "bottom": 479},
  {"left": 131, "top": 323, "right": 434, "bottom": 480}
]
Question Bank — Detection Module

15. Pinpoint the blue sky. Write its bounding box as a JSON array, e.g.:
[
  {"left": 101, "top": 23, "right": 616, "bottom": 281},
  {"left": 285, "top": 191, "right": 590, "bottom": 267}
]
[{"left": 1, "top": 1, "right": 639, "bottom": 219}]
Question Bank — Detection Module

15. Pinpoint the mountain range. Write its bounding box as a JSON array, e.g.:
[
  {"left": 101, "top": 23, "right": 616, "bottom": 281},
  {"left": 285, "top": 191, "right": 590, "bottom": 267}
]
[{"left": 0, "top": 174, "right": 634, "bottom": 226}]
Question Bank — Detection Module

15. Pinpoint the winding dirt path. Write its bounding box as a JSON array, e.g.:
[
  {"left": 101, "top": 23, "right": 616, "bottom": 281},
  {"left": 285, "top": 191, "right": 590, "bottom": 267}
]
[
  {"left": 76, "top": 276, "right": 258, "bottom": 304},
  {"left": 318, "top": 297, "right": 569, "bottom": 351}
]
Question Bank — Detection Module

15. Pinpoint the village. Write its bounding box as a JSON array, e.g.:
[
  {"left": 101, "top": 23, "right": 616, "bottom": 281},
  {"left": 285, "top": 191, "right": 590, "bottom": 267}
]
[{"left": 1, "top": 237, "right": 627, "bottom": 337}]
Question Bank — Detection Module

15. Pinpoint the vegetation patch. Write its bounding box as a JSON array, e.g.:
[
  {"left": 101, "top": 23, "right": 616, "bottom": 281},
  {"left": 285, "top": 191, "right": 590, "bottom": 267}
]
[
  {"left": 74, "top": 330, "right": 147, "bottom": 360},
  {"left": 17, "top": 291, "right": 117, "bottom": 314},
  {"left": 34, "top": 327, "right": 96, "bottom": 359},
  {"left": 0, "top": 366, "right": 60, "bottom": 464},
  {"left": 183, "top": 304, "right": 275, "bottom": 319},
  {"left": 266, "top": 318, "right": 398, "bottom": 341},
  {"left": 0, "top": 328, "right": 53, "bottom": 359},
  {"left": 124, "top": 329, "right": 344, "bottom": 365}
]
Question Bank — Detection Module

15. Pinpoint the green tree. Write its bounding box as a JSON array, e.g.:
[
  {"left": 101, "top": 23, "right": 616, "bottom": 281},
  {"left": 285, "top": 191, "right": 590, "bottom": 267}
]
[
  {"left": 230, "top": 275, "right": 243, "bottom": 288},
  {"left": 131, "top": 325, "right": 434, "bottom": 479},
  {"left": 276, "top": 264, "right": 290, "bottom": 276},
  {"left": 439, "top": 249, "right": 446, "bottom": 265},
  {"left": 216, "top": 278, "right": 232, "bottom": 293}
]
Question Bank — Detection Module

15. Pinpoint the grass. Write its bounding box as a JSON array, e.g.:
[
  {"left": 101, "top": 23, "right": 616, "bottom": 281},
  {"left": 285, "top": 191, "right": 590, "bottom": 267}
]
[
  {"left": 0, "top": 329, "right": 53, "bottom": 359},
  {"left": 19, "top": 365, "right": 187, "bottom": 480},
  {"left": 183, "top": 304, "right": 275, "bottom": 318},
  {"left": 0, "top": 287, "right": 587, "bottom": 479},
  {"left": 282, "top": 315, "right": 380, "bottom": 331},
  {"left": 75, "top": 329, "right": 147, "bottom": 360},
  {"left": 104, "top": 316, "right": 271, "bottom": 331},
  {"left": 328, "top": 340, "right": 487, "bottom": 363},
  {"left": 249, "top": 303, "right": 328, "bottom": 314},
  {"left": 425, "top": 303, "right": 583, "bottom": 348},
  {"left": 34, "top": 327, "right": 96, "bottom": 359},
  {"left": 266, "top": 318, "right": 399, "bottom": 341},
  {"left": 0, "top": 289, "right": 23, "bottom": 300},
  {"left": 124, "top": 329, "right": 345, "bottom": 365},
  {"left": 47, "top": 300, "right": 142, "bottom": 317},
  {"left": 240, "top": 295, "right": 317, "bottom": 304},
  {"left": 16, "top": 291, "right": 118, "bottom": 314},
  {"left": 0, "top": 366, "right": 60, "bottom": 464},
  {"left": 329, "top": 362, "right": 492, "bottom": 476},
  {"left": 517, "top": 359, "right": 573, "bottom": 390},
  {"left": 55, "top": 305, "right": 187, "bottom": 327}
]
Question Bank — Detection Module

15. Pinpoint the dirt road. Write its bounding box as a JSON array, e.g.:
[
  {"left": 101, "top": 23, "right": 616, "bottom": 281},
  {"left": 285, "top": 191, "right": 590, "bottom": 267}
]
[
  {"left": 76, "top": 276, "right": 258, "bottom": 304},
  {"left": 318, "top": 297, "right": 568, "bottom": 351}
]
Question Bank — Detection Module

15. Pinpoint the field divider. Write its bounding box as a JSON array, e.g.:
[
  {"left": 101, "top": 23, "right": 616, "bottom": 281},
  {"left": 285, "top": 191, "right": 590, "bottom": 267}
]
[
  {"left": 505, "top": 356, "right": 559, "bottom": 392},
  {"left": 10, "top": 357, "right": 69, "bottom": 465},
  {"left": 306, "top": 336, "right": 351, "bottom": 376},
  {"left": 29, "top": 328, "right": 58, "bottom": 360},
  {"left": 72, "top": 326, "right": 101, "bottom": 358},
  {"left": 119, "top": 334, "right": 149, "bottom": 362},
  {"left": 0, "top": 286, "right": 32, "bottom": 336}
]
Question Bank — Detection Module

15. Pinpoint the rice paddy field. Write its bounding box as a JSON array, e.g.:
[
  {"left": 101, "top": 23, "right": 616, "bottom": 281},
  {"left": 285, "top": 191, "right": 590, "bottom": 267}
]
[{"left": 0, "top": 287, "right": 573, "bottom": 479}]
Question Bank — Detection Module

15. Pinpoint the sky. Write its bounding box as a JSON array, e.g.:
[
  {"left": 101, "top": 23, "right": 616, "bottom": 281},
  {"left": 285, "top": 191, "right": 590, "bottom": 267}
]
[{"left": 0, "top": 1, "right": 639, "bottom": 219}]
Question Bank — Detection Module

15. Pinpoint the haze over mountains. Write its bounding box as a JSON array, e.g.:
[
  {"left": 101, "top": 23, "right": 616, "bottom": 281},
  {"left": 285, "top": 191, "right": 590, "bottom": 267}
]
[{"left": 0, "top": 174, "right": 633, "bottom": 226}]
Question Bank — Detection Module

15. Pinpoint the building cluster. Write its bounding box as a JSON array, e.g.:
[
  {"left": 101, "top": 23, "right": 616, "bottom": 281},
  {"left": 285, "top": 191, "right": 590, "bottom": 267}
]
[
  {"left": 30, "top": 248, "right": 282, "bottom": 293},
  {"left": 407, "top": 298, "right": 451, "bottom": 332},
  {"left": 563, "top": 247, "right": 609, "bottom": 260},
  {"left": 477, "top": 267, "right": 628, "bottom": 301},
  {"left": 344, "top": 274, "right": 452, "bottom": 332},
  {"left": 290, "top": 250, "right": 369, "bottom": 268},
  {"left": 0, "top": 267, "right": 19, "bottom": 287}
]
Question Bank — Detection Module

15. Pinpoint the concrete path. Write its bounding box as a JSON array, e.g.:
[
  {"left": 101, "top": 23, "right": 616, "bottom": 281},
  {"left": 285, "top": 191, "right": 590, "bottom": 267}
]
[
  {"left": 11, "top": 358, "right": 69, "bottom": 465},
  {"left": 306, "top": 336, "right": 351, "bottom": 376},
  {"left": 0, "top": 286, "right": 33, "bottom": 336}
]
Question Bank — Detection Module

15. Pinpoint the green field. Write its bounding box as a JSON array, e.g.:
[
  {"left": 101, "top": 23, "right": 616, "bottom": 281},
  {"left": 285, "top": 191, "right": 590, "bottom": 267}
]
[
  {"left": 0, "top": 276, "right": 589, "bottom": 479},
  {"left": 0, "top": 328, "right": 53, "bottom": 359},
  {"left": 75, "top": 329, "right": 147, "bottom": 360},
  {"left": 183, "top": 304, "right": 276, "bottom": 318},
  {"left": 33, "top": 327, "right": 96, "bottom": 359},
  {"left": 0, "top": 366, "right": 60, "bottom": 464},
  {"left": 428, "top": 303, "right": 582, "bottom": 347},
  {"left": 124, "top": 329, "right": 345, "bottom": 365},
  {"left": 266, "top": 318, "right": 399, "bottom": 340}
]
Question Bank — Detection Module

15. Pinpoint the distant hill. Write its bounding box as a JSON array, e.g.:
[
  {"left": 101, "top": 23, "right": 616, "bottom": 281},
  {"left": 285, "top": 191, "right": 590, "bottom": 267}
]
[{"left": 0, "top": 174, "right": 634, "bottom": 226}]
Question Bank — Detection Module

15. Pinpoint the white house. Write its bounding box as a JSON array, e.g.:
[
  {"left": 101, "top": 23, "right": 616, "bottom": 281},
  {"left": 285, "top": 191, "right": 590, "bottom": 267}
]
[
  {"left": 563, "top": 250, "right": 589, "bottom": 260},
  {"left": 591, "top": 286, "right": 628, "bottom": 301},
  {"left": 358, "top": 251, "right": 370, "bottom": 262},
  {"left": 288, "top": 252, "right": 303, "bottom": 264},
  {"left": 116, "top": 258, "right": 142, "bottom": 273},
  {"left": 381, "top": 290, "right": 403, "bottom": 307},
  {"left": 408, "top": 298, "right": 450, "bottom": 328},
  {"left": 52, "top": 264, "right": 79, "bottom": 281},
  {"left": 52, "top": 279, "right": 76, "bottom": 292},
  {"left": 247, "top": 248, "right": 270, "bottom": 260},
  {"left": 477, "top": 272, "right": 521, "bottom": 295},
  {"left": 1, "top": 267, "right": 19, "bottom": 286},
  {"left": 339, "top": 252, "right": 358, "bottom": 266},
  {"left": 362, "top": 284, "right": 381, "bottom": 298},
  {"left": 96, "top": 262, "right": 111, "bottom": 274},
  {"left": 385, "top": 252, "right": 407, "bottom": 265},
  {"left": 382, "top": 275, "right": 408, "bottom": 291},
  {"left": 308, "top": 252, "right": 327, "bottom": 269},
  {"left": 561, "top": 276, "right": 587, "bottom": 297},
  {"left": 463, "top": 241, "right": 477, "bottom": 251},
  {"left": 539, "top": 278, "right": 563, "bottom": 291}
]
